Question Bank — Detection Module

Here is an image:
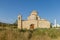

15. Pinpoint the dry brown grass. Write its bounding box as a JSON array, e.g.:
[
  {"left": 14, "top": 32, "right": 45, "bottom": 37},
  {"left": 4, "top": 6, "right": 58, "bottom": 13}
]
[{"left": 0, "top": 27, "right": 60, "bottom": 40}]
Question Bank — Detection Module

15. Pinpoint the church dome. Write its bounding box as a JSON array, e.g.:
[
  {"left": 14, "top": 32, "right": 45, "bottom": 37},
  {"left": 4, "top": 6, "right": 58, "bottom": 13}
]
[{"left": 31, "top": 10, "right": 38, "bottom": 16}]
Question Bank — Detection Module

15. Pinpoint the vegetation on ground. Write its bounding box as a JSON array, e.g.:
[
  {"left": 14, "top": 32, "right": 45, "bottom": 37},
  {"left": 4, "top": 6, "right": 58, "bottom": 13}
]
[
  {"left": 0, "top": 26, "right": 60, "bottom": 40},
  {"left": 0, "top": 22, "right": 60, "bottom": 40}
]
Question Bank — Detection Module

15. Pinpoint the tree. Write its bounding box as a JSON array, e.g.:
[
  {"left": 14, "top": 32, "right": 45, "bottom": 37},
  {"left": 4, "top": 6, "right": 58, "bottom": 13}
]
[{"left": 50, "top": 23, "right": 52, "bottom": 28}]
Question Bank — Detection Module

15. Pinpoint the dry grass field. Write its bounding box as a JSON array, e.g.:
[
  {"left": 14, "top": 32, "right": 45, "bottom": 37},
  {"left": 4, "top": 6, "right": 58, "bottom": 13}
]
[{"left": 0, "top": 26, "right": 60, "bottom": 40}]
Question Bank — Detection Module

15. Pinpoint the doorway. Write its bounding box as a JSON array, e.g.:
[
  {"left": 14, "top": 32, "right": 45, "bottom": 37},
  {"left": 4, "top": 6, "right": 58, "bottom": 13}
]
[{"left": 30, "top": 24, "right": 34, "bottom": 30}]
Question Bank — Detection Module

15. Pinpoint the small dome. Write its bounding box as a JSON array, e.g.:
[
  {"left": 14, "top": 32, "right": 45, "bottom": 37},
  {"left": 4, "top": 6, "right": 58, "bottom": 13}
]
[
  {"left": 41, "top": 19, "right": 46, "bottom": 20},
  {"left": 31, "top": 10, "right": 38, "bottom": 15}
]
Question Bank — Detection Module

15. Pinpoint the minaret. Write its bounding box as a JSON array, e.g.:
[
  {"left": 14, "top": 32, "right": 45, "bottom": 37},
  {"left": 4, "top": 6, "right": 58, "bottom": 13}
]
[
  {"left": 54, "top": 19, "right": 57, "bottom": 27},
  {"left": 18, "top": 15, "right": 22, "bottom": 29}
]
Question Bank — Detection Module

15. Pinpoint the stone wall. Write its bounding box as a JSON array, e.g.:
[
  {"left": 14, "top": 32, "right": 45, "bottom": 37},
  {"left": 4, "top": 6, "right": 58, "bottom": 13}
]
[
  {"left": 22, "top": 20, "right": 38, "bottom": 29},
  {"left": 38, "top": 20, "right": 50, "bottom": 28}
]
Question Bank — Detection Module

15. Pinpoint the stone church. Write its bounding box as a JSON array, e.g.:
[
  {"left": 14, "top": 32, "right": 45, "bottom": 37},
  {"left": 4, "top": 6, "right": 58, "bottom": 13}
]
[{"left": 18, "top": 11, "right": 50, "bottom": 29}]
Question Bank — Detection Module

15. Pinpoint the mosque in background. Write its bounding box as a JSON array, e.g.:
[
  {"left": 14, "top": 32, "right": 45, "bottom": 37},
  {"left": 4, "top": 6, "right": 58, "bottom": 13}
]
[{"left": 18, "top": 10, "right": 50, "bottom": 29}]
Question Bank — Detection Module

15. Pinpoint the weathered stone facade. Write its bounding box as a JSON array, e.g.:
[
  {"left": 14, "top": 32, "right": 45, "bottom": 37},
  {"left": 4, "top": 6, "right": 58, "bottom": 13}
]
[{"left": 18, "top": 11, "right": 50, "bottom": 29}]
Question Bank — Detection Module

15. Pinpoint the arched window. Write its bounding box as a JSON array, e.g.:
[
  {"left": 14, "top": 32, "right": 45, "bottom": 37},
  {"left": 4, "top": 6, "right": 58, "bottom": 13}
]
[{"left": 36, "top": 17, "right": 38, "bottom": 20}]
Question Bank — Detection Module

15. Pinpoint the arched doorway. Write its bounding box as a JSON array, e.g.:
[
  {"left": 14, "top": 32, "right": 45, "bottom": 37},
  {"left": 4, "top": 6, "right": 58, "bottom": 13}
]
[{"left": 30, "top": 24, "right": 34, "bottom": 30}]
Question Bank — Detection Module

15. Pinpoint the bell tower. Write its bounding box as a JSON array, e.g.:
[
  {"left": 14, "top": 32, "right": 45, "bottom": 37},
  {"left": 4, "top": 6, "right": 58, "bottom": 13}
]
[{"left": 18, "top": 15, "right": 22, "bottom": 29}]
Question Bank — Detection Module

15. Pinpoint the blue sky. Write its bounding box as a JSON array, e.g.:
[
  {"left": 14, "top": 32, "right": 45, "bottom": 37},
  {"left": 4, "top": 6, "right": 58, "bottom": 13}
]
[{"left": 0, "top": 0, "right": 60, "bottom": 24}]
